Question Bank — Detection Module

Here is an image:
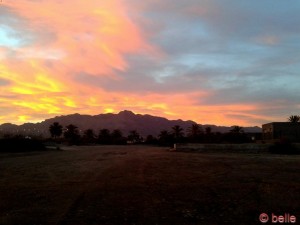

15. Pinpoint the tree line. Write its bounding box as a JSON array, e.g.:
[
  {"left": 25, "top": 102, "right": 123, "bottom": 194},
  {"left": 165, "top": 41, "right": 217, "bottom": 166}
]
[{"left": 49, "top": 122, "right": 252, "bottom": 146}]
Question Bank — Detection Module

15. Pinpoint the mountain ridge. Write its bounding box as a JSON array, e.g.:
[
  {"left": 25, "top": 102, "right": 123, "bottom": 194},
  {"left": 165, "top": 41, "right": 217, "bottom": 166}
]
[{"left": 0, "top": 110, "right": 261, "bottom": 137}]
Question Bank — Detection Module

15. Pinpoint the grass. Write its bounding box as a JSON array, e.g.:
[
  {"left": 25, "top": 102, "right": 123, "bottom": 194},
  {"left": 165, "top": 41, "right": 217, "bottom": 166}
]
[{"left": 0, "top": 145, "right": 299, "bottom": 225}]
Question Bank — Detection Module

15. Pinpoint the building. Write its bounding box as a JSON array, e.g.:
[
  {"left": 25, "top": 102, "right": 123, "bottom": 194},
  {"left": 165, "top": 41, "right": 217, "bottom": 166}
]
[{"left": 262, "top": 122, "right": 300, "bottom": 141}]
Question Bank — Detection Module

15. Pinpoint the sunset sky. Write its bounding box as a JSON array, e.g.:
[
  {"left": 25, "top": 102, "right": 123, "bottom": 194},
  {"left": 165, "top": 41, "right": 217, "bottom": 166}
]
[{"left": 0, "top": 0, "right": 300, "bottom": 126}]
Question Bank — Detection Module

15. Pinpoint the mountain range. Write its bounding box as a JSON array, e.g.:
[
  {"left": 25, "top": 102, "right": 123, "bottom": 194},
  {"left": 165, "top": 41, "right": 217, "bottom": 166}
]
[{"left": 0, "top": 110, "right": 261, "bottom": 137}]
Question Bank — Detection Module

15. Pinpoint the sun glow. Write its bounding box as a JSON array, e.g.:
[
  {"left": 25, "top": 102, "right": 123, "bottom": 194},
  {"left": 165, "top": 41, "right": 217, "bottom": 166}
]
[{"left": 104, "top": 108, "right": 115, "bottom": 113}]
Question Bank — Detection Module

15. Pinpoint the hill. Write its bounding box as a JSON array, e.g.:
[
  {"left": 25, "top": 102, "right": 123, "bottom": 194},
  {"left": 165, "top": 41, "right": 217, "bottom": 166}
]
[{"left": 0, "top": 110, "right": 261, "bottom": 137}]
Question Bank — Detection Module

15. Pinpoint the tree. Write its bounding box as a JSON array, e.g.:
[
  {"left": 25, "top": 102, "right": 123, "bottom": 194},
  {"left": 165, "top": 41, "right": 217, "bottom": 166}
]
[
  {"left": 83, "top": 129, "right": 96, "bottom": 144},
  {"left": 49, "top": 122, "right": 63, "bottom": 139},
  {"left": 64, "top": 124, "right": 80, "bottom": 145},
  {"left": 159, "top": 130, "right": 169, "bottom": 140},
  {"left": 98, "top": 129, "right": 111, "bottom": 144},
  {"left": 111, "top": 129, "right": 123, "bottom": 139},
  {"left": 158, "top": 130, "right": 173, "bottom": 146},
  {"left": 145, "top": 135, "right": 158, "bottom": 144},
  {"left": 288, "top": 115, "right": 300, "bottom": 123},
  {"left": 172, "top": 125, "right": 184, "bottom": 140},
  {"left": 204, "top": 126, "right": 213, "bottom": 143},
  {"left": 287, "top": 115, "right": 300, "bottom": 143},
  {"left": 226, "top": 125, "right": 248, "bottom": 143},
  {"left": 205, "top": 126, "right": 212, "bottom": 135},
  {"left": 230, "top": 126, "right": 244, "bottom": 134},
  {"left": 111, "top": 129, "right": 125, "bottom": 144},
  {"left": 187, "top": 124, "right": 203, "bottom": 141},
  {"left": 127, "top": 130, "right": 141, "bottom": 143}
]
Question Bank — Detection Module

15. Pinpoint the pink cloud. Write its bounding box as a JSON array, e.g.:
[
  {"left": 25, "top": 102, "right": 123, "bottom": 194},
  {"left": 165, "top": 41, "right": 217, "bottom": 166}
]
[{"left": 3, "top": 0, "right": 156, "bottom": 76}]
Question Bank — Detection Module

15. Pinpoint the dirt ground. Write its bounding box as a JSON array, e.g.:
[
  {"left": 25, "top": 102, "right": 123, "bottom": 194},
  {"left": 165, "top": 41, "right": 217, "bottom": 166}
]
[{"left": 0, "top": 145, "right": 299, "bottom": 225}]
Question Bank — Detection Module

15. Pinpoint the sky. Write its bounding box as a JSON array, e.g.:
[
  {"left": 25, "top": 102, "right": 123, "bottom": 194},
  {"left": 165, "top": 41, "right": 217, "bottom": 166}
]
[{"left": 0, "top": 0, "right": 300, "bottom": 126}]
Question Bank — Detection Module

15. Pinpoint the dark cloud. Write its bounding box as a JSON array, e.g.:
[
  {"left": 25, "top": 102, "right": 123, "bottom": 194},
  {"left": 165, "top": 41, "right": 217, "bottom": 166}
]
[{"left": 122, "top": 0, "right": 300, "bottom": 107}]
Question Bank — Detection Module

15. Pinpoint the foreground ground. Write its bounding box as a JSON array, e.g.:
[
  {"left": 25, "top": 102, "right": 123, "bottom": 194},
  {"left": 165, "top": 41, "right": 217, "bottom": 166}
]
[{"left": 0, "top": 145, "right": 299, "bottom": 225}]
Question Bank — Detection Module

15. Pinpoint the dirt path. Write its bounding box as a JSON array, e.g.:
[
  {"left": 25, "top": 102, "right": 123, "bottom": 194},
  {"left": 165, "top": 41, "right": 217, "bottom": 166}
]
[{"left": 0, "top": 146, "right": 299, "bottom": 225}]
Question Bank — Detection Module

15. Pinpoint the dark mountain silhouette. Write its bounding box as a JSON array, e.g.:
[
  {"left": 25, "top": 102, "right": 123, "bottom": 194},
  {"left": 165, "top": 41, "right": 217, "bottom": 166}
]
[{"left": 0, "top": 110, "right": 261, "bottom": 137}]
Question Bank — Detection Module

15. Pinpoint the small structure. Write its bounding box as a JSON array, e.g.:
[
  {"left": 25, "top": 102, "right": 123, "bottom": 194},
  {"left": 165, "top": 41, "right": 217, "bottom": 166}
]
[{"left": 262, "top": 122, "right": 300, "bottom": 141}]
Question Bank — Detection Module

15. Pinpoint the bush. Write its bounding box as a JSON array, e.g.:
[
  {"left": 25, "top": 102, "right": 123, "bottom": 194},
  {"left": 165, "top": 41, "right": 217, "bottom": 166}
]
[
  {"left": 222, "top": 133, "right": 250, "bottom": 143},
  {"left": 269, "top": 138, "right": 299, "bottom": 155},
  {"left": 0, "top": 138, "right": 45, "bottom": 152}
]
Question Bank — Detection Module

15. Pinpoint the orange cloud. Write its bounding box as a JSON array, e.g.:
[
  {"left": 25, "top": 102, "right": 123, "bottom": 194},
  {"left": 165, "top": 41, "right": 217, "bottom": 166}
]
[
  {"left": 0, "top": 0, "right": 269, "bottom": 127},
  {"left": 4, "top": 0, "right": 155, "bottom": 76},
  {"left": 0, "top": 1, "right": 158, "bottom": 123}
]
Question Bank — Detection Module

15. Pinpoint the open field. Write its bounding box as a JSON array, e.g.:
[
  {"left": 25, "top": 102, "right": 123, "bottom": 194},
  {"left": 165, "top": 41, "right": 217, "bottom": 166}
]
[{"left": 0, "top": 145, "right": 299, "bottom": 225}]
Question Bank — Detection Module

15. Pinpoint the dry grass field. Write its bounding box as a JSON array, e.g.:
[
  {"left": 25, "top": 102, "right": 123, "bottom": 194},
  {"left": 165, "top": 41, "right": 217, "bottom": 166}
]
[{"left": 0, "top": 145, "right": 299, "bottom": 225}]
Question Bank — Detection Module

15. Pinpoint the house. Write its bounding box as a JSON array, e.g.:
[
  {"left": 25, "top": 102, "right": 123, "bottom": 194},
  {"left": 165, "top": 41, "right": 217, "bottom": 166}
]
[{"left": 262, "top": 122, "right": 300, "bottom": 141}]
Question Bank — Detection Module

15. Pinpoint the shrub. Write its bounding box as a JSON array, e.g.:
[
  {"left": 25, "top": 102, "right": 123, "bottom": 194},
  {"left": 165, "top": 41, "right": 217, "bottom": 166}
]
[
  {"left": 0, "top": 138, "right": 45, "bottom": 152},
  {"left": 269, "top": 138, "right": 299, "bottom": 155}
]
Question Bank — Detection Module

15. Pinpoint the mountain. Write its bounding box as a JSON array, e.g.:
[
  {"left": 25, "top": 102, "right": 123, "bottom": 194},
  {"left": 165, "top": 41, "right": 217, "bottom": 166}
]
[{"left": 0, "top": 110, "right": 261, "bottom": 137}]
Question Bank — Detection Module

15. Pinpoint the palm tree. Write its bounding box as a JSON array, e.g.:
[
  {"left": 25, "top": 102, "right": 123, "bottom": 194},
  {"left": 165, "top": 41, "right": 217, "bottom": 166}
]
[
  {"left": 111, "top": 129, "right": 125, "bottom": 144},
  {"left": 159, "top": 130, "right": 169, "bottom": 140},
  {"left": 83, "top": 129, "right": 96, "bottom": 143},
  {"left": 98, "top": 129, "right": 111, "bottom": 144},
  {"left": 172, "top": 125, "right": 184, "bottom": 139},
  {"left": 49, "top": 122, "right": 63, "bottom": 139},
  {"left": 203, "top": 126, "right": 213, "bottom": 143},
  {"left": 226, "top": 125, "right": 248, "bottom": 143},
  {"left": 205, "top": 126, "right": 212, "bottom": 135},
  {"left": 158, "top": 130, "right": 171, "bottom": 145},
  {"left": 127, "top": 130, "right": 141, "bottom": 143},
  {"left": 145, "top": 135, "right": 157, "bottom": 144},
  {"left": 230, "top": 126, "right": 244, "bottom": 134},
  {"left": 64, "top": 124, "right": 80, "bottom": 144},
  {"left": 288, "top": 115, "right": 300, "bottom": 123},
  {"left": 111, "top": 129, "right": 123, "bottom": 139},
  {"left": 187, "top": 124, "right": 202, "bottom": 139},
  {"left": 98, "top": 129, "right": 110, "bottom": 137}
]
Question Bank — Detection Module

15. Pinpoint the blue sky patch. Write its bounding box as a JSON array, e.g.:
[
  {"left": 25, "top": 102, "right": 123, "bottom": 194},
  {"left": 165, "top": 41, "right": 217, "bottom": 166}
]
[{"left": 0, "top": 26, "right": 22, "bottom": 48}]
